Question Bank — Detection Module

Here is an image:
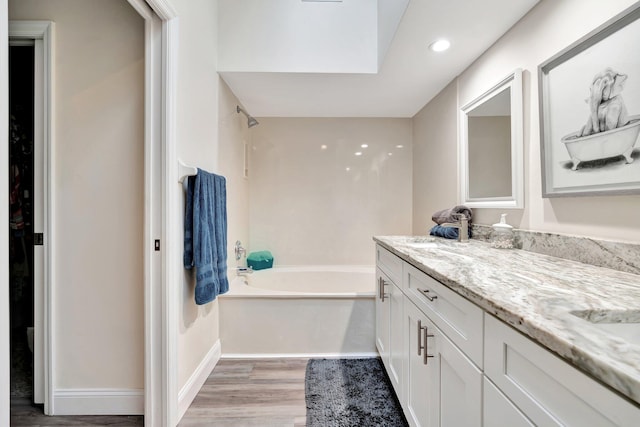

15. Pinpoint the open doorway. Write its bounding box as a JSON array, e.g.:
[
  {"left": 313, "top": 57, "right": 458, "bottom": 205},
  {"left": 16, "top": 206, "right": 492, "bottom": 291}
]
[
  {"left": 3, "top": 2, "right": 176, "bottom": 423},
  {"left": 9, "top": 41, "right": 35, "bottom": 404}
]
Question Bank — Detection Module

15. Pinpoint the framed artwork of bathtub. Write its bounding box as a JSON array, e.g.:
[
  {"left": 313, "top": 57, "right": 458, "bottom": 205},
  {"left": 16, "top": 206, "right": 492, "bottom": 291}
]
[{"left": 539, "top": 3, "right": 640, "bottom": 197}]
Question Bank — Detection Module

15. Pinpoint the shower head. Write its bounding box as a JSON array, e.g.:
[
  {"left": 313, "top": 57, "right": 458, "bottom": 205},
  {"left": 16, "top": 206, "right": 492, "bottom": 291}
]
[
  {"left": 247, "top": 116, "right": 259, "bottom": 128},
  {"left": 236, "top": 105, "right": 259, "bottom": 128}
]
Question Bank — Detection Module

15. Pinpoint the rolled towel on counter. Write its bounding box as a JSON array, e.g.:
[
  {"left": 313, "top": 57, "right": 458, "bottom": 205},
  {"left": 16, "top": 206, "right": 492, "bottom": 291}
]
[
  {"left": 431, "top": 205, "right": 472, "bottom": 225},
  {"left": 429, "top": 224, "right": 472, "bottom": 240},
  {"left": 429, "top": 225, "right": 459, "bottom": 240}
]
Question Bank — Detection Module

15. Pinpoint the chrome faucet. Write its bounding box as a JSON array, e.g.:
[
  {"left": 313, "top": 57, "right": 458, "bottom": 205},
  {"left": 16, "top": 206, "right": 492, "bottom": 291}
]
[
  {"left": 235, "top": 240, "right": 246, "bottom": 261},
  {"left": 236, "top": 266, "right": 253, "bottom": 277},
  {"left": 441, "top": 214, "right": 469, "bottom": 243}
]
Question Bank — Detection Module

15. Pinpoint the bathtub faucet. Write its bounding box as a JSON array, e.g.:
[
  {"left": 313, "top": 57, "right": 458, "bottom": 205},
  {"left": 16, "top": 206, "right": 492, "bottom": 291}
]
[
  {"left": 236, "top": 266, "right": 254, "bottom": 276},
  {"left": 235, "top": 240, "right": 246, "bottom": 261}
]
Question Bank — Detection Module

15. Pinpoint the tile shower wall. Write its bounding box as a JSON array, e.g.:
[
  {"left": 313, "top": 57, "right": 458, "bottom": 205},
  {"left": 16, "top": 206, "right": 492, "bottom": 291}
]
[{"left": 249, "top": 118, "right": 413, "bottom": 266}]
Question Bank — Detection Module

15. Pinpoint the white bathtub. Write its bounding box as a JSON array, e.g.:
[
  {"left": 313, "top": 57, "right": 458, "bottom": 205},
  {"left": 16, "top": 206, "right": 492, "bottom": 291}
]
[{"left": 219, "top": 266, "right": 377, "bottom": 357}]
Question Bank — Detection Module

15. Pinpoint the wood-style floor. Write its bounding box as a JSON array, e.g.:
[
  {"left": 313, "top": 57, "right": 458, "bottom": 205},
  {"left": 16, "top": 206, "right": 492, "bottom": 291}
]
[
  {"left": 10, "top": 397, "right": 144, "bottom": 426},
  {"left": 10, "top": 358, "right": 308, "bottom": 427},
  {"left": 179, "top": 358, "right": 308, "bottom": 427}
]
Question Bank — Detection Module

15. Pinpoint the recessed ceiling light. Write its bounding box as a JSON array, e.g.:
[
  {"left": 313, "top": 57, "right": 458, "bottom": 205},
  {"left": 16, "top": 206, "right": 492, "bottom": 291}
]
[
  {"left": 429, "top": 39, "right": 451, "bottom": 53},
  {"left": 396, "top": 144, "right": 404, "bottom": 149},
  {"left": 355, "top": 152, "right": 363, "bottom": 156},
  {"left": 361, "top": 144, "right": 368, "bottom": 148}
]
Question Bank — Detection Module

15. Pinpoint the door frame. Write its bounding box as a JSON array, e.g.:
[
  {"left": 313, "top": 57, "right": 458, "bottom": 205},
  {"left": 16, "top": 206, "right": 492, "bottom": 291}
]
[
  {"left": 125, "top": 0, "right": 179, "bottom": 425},
  {"left": 1, "top": 1, "right": 179, "bottom": 426},
  {"left": 8, "top": 19, "right": 54, "bottom": 412},
  {"left": 1, "top": 0, "right": 10, "bottom": 424}
]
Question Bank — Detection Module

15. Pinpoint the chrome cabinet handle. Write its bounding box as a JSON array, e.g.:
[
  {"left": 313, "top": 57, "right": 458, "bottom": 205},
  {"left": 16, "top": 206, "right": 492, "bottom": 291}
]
[
  {"left": 378, "top": 277, "right": 389, "bottom": 301},
  {"left": 424, "top": 325, "right": 434, "bottom": 365},
  {"left": 418, "top": 288, "right": 438, "bottom": 302},
  {"left": 417, "top": 319, "right": 435, "bottom": 364}
]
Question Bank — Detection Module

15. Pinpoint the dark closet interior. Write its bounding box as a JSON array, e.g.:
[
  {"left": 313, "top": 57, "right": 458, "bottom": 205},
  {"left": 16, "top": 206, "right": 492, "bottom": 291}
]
[{"left": 9, "top": 43, "right": 35, "bottom": 400}]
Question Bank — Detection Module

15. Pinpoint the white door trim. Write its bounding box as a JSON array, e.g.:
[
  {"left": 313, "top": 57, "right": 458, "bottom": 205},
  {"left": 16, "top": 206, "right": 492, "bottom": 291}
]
[
  {"left": 8, "top": 19, "right": 54, "bottom": 414},
  {"left": 1, "top": 0, "right": 10, "bottom": 424},
  {"left": 125, "top": 1, "right": 178, "bottom": 426}
]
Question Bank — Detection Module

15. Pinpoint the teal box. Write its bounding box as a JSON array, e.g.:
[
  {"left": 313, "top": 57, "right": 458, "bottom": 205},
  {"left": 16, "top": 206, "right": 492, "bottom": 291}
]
[{"left": 247, "top": 250, "right": 274, "bottom": 271}]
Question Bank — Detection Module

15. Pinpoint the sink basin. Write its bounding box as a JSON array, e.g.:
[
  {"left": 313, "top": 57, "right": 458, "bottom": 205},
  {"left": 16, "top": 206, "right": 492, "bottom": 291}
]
[
  {"left": 570, "top": 309, "right": 640, "bottom": 346},
  {"left": 403, "top": 237, "right": 438, "bottom": 249}
]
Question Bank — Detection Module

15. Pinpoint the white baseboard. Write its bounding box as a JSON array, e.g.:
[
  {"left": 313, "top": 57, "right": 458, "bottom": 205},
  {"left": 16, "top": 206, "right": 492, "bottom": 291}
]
[
  {"left": 53, "top": 388, "right": 144, "bottom": 415},
  {"left": 221, "top": 352, "right": 379, "bottom": 359},
  {"left": 177, "top": 339, "right": 221, "bottom": 421}
]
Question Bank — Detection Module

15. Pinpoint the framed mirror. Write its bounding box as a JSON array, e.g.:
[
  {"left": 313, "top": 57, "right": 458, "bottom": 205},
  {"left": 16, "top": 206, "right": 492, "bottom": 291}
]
[{"left": 459, "top": 69, "right": 524, "bottom": 208}]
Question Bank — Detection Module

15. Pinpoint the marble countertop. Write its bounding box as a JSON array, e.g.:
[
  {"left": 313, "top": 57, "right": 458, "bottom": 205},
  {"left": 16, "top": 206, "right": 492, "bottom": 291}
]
[{"left": 373, "top": 235, "right": 640, "bottom": 405}]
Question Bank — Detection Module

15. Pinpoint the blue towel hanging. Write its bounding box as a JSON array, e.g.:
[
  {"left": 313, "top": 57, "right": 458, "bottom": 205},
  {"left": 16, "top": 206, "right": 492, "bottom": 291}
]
[{"left": 184, "top": 168, "right": 229, "bottom": 305}]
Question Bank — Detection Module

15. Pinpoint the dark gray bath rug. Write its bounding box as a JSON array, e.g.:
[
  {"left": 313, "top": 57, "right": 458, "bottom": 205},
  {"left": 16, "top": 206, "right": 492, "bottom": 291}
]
[{"left": 305, "top": 358, "right": 408, "bottom": 427}]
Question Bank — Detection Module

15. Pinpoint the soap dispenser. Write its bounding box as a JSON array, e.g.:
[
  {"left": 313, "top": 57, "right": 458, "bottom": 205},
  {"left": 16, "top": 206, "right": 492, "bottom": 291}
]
[{"left": 491, "top": 214, "right": 514, "bottom": 249}]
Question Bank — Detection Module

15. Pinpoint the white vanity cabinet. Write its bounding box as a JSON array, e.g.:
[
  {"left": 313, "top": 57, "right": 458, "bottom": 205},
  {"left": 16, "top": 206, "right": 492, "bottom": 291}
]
[
  {"left": 375, "top": 242, "right": 640, "bottom": 427},
  {"left": 484, "top": 314, "right": 640, "bottom": 427},
  {"left": 376, "top": 245, "right": 482, "bottom": 427}
]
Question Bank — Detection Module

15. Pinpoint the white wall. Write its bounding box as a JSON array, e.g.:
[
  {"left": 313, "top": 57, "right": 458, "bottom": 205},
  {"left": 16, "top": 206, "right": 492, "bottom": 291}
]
[
  {"left": 173, "top": 0, "right": 219, "bottom": 394},
  {"left": 414, "top": 0, "right": 640, "bottom": 243},
  {"left": 9, "top": 0, "right": 145, "bottom": 393},
  {"left": 413, "top": 80, "right": 459, "bottom": 235},
  {"left": 218, "top": 80, "right": 250, "bottom": 262},
  {"left": 172, "top": 0, "right": 250, "bottom": 398},
  {"left": 250, "top": 118, "right": 413, "bottom": 266}
]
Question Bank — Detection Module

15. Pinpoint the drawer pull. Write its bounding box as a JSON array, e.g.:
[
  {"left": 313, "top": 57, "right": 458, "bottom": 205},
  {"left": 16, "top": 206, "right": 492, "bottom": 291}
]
[
  {"left": 417, "top": 319, "right": 435, "bottom": 365},
  {"left": 418, "top": 288, "right": 438, "bottom": 302}
]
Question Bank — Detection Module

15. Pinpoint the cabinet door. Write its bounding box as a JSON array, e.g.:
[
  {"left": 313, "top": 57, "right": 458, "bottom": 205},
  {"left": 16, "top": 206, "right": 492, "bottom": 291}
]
[
  {"left": 404, "top": 299, "right": 438, "bottom": 427},
  {"left": 404, "top": 298, "right": 482, "bottom": 427},
  {"left": 388, "top": 279, "right": 404, "bottom": 401},
  {"left": 375, "top": 268, "right": 390, "bottom": 368},
  {"left": 437, "top": 322, "right": 482, "bottom": 427},
  {"left": 484, "top": 377, "right": 534, "bottom": 427}
]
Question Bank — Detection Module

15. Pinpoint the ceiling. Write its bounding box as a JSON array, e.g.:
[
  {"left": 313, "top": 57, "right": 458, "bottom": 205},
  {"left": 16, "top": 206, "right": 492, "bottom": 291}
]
[{"left": 219, "top": 0, "right": 539, "bottom": 118}]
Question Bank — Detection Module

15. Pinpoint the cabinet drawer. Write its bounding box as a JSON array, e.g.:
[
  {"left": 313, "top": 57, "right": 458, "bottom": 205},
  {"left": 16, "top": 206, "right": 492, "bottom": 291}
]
[
  {"left": 376, "top": 245, "right": 402, "bottom": 285},
  {"left": 403, "top": 262, "right": 483, "bottom": 367},
  {"left": 485, "top": 313, "right": 640, "bottom": 426}
]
